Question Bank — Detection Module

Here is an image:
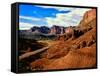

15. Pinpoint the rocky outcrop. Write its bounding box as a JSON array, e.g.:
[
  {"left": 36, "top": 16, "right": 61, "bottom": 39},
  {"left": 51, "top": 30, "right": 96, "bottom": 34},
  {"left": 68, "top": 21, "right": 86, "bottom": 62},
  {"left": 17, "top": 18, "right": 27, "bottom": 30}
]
[
  {"left": 31, "top": 25, "right": 66, "bottom": 35},
  {"left": 31, "top": 26, "right": 50, "bottom": 34},
  {"left": 50, "top": 25, "right": 65, "bottom": 34},
  {"left": 79, "top": 9, "right": 96, "bottom": 28}
]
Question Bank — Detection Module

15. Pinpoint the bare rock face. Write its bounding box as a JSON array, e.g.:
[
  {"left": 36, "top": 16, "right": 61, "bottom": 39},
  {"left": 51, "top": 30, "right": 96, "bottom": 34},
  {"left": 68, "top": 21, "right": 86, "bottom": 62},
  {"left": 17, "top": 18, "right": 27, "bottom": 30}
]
[
  {"left": 79, "top": 9, "right": 96, "bottom": 27},
  {"left": 83, "top": 9, "right": 96, "bottom": 21},
  {"left": 65, "top": 26, "right": 73, "bottom": 34},
  {"left": 56, "top": 26, "right": 74, "bottom": 40},
  {"left": 31, "top": 26, "right": 50, "bottom": 34},
  {"left": 50, "top": 25, "right": 65, "bottom": 34}
]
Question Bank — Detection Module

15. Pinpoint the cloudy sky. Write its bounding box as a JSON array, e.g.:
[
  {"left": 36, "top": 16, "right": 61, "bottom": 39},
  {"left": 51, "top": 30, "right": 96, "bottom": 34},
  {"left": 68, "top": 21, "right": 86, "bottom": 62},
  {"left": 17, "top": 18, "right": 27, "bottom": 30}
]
[{"left": 19, "top": 4, "right": 91, "bottom": 30}]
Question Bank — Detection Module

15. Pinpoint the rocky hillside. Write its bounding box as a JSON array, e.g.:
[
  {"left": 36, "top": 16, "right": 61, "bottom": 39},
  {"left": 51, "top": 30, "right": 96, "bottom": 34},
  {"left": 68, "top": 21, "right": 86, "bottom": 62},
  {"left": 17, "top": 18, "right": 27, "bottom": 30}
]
[
  {"left": 29, "top": 9, "right": 97, "bottom": 71},
  {"left": 79, "top": 9, "right": 96, "bottom": 28}
]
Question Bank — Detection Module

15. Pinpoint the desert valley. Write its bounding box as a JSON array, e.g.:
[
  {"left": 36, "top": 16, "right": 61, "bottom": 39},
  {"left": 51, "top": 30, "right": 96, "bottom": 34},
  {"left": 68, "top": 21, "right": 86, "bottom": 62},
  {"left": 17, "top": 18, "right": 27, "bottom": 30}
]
[{"left": 18, "top": 9, "right": 97, "bottom": 72}]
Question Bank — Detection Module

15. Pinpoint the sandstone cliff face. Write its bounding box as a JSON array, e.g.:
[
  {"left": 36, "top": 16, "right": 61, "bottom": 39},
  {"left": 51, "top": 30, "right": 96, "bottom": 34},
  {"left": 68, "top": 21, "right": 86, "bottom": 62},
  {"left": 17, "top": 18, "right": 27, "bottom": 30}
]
[
  {"left": 50, "top": 25, "right": 65, "bottom": 34},
  {"left": 79, "top": 9, "right": 96, "bottom": 27},
  {"left": 83, "top": 9, "right": 96, "bottom": 22},
  {"left": 65, "top": 26, "right": 74, "bottom": 34}
]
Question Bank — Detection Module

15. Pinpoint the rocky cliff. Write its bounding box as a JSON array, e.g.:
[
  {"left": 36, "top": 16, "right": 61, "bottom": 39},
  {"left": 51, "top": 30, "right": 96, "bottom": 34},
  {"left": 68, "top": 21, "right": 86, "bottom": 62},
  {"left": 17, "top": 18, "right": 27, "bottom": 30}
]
[
  {"left": 79, "top": 9, "right": 96, "bottom": 28},
  {"left": 50, "top": 25, "right": 65, "bottom": 34},
  {"left": 31, "top": 26, "right": 50, "bottom": 34}
]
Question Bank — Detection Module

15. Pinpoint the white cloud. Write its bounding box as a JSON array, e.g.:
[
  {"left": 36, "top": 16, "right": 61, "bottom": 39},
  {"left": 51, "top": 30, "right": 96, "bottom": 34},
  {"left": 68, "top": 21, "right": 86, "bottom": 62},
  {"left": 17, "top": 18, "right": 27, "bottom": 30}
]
[
  {"left": 35, "top": 5, "right": 74, "bottom": 11},
  {"left": 55, "top": 7, "right": 74, "bottom": 11},
  {"left": 19, "top": 16, "right": 47, "bottom": 30},
  {"left": 19, "top": 16, "right": 41, "bottom": 21},
  {"left": 19, "top": 8, "right": 92, "bottom": 29},
  {"left": 19, "top": 22, "right": 34, "bottom": 30},
  {"left": 46, "top": 8, "right": 91, "bottom": 27}
]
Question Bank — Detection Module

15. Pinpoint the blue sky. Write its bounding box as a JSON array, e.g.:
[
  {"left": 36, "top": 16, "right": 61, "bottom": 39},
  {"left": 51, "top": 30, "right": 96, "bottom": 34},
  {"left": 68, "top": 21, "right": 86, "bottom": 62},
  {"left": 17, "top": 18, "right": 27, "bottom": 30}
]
[{"left": 19, "top": 4, "right": 91, "bottom": 30}]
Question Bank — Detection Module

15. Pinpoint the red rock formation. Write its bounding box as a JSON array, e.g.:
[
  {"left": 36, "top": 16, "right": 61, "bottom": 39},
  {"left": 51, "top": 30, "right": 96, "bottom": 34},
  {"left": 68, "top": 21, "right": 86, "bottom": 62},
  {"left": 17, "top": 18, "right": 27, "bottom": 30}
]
[
  {"left": 50, "top": 25, "right": 57, "bottom": 34},
  {"left": 44, "top": 27, "right": 96, "bottom": 70},
  {"left": 83, "top": 9, "right": 96, "bottom": 21},
  {"left": 65, "top": 26, "right": 74, "bottom": 34},
  {"left": 79, "top": 9, "right": 96, "bottom": 27},
  {"left": 50, "top": 25, "right": 65, "bottom": 34}
]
